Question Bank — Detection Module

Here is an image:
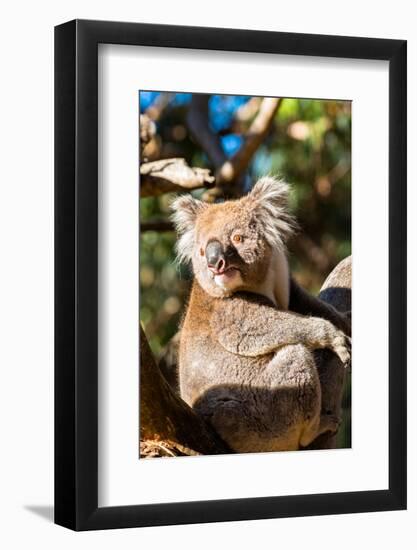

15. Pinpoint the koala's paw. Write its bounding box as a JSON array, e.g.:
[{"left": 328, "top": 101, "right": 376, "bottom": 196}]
[
  {"left": 319, "top": 413, "right": 341, "bottom": 436},
  {"left": 330, "top": 331, "right": 351, "bottom": 368}
]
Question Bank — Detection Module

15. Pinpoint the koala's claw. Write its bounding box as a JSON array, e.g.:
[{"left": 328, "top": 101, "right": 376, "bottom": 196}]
[{"left": 332, "top": 332, "right": 351, "bottom": 368}]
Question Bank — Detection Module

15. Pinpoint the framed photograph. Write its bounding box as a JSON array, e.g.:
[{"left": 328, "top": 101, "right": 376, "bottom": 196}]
[{"left": 55, "top": 19, "right": 407, "bottom": 531}]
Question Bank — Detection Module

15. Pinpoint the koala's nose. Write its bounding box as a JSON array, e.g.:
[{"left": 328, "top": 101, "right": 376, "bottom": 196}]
[{"left": 205, "top": 240, "right": 225, "bottom": 271}]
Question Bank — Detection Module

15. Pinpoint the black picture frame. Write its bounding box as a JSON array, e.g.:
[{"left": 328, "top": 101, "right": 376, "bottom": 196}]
[{"left": 55, "top": 19, "right": 407, "bottom": 531}]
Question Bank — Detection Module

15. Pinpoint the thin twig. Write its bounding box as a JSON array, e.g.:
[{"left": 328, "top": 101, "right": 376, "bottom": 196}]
[{"left": 140, "top": 220, "right": 174, "bottom": 232}]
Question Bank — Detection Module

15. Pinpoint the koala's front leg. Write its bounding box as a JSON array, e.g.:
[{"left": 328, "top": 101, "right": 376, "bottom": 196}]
[{"left": 211, "top": 293, "right": 351, "bottom": 367}]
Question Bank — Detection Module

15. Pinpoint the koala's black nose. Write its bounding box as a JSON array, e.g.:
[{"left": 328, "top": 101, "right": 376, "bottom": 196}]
[{"left": 205, "top": 240, "right": 225, "bottom": 271}]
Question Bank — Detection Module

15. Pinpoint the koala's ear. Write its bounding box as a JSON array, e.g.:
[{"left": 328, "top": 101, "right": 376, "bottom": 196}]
[
  {"left": 248, "top": 176, "right": 296, "bottom": 247},
  {"left": 249, "top": 176, "right": 290, "bottom": 209},
  {"left": 170, "top": 194, "right": 206, "bottom": 234},
  {"left": 170, "top": 195, "right": 207, "bottom": 263}
]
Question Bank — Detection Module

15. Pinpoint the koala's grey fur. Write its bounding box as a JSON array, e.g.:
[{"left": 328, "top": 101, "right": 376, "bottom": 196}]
[{"left": 171, "top": 176, "right": 351, "bottom": 453}]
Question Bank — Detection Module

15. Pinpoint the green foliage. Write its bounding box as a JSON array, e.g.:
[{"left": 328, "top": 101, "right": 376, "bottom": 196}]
[{"left": 140, "top": 196, "right": 190, "bottom": 354}]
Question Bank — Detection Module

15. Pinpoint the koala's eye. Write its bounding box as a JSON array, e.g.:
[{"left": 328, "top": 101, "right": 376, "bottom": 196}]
[
  {"left": 199, "top": 247, "right": 205, "bottom": 256},
  {"left": 233, "top": 234, "right": 242, "bottom": 244}
]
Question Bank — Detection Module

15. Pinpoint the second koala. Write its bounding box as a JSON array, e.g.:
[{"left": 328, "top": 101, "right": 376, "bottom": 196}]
[{"left": 171, "top": 177, "right": 351, "bottom": 452}]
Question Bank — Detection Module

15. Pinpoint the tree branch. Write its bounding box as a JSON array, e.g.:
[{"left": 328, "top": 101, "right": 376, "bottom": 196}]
[
  {"left": 140, "top": 158, "right": 215, "bottom": 197},
  {"left": 186, "top": 95, "right": 228, "bottom": 168},
  {"left": 140, "top": 220, "right": 174, "bottom": 232},
  {"left": 139, "top": 114, "right": 156, "bottom": 156},
  {"left": 187, "top": 96, "right": 282, "bottom": 188},
  {"left": 145, "top": 92, "right": 174, "bottom": 122},
  {"left": 216, "top": 97, "right": 282, "bottom": 185}
]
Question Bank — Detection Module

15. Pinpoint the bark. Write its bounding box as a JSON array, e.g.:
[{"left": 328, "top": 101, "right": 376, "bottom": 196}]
[
  {"left": 140, "top": 158, "right": 215, "bottom": 198},
  {"left": 157, "top": 330, "right": 181, "bottom": 393},
  {"left": 305, "top": 255, "right": 352, "bottom": 450},
  {"left": 140, "top": 326, "right": 231, "bottom": 458}
]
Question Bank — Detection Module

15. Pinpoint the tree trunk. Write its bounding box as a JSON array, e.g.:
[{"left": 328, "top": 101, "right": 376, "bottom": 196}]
[
  {"left": 305, "top": 255, "right": 351, "bottom": 449},
  {"left": 140, "top": 326, "right": 231, "bottom": 457}
]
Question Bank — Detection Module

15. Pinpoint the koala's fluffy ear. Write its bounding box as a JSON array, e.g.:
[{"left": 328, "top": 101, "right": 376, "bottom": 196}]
[
  {"left": 249, "top": 176, "right": 297, "bottom": 248},
  {"left": 171, "top": 194, "right": 207, "bottom": 263},
  {"left": 250, "top": 176, "right": 290, "bottom": 207}
]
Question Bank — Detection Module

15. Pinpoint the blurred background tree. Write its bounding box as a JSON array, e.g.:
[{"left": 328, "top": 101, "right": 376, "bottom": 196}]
[{"left": 139, "top": 91, "right": 351, "bottom": 447}]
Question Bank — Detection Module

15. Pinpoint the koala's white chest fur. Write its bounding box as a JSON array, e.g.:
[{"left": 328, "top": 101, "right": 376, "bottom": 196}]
[{"left": 255, "top": 248, "right": 290, "bottom": 310}]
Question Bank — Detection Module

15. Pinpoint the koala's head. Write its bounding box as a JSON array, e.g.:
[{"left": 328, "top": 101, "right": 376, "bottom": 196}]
[{"left": 171, "top": 176, "right": 296, "bottom": 298}]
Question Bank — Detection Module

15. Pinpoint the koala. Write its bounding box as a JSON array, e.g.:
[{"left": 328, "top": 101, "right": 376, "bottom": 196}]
[{"left": 171, "top": 176, "right": 351, "bottom": 453}]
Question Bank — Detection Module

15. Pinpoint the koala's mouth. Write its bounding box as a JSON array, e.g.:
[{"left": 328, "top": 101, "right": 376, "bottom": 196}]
[
  {"left": 209, "top": 265, "right": 239, "bottom": 275},
  {"left": 208, "top": 266, "right": 241, "bottom": 287}
]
